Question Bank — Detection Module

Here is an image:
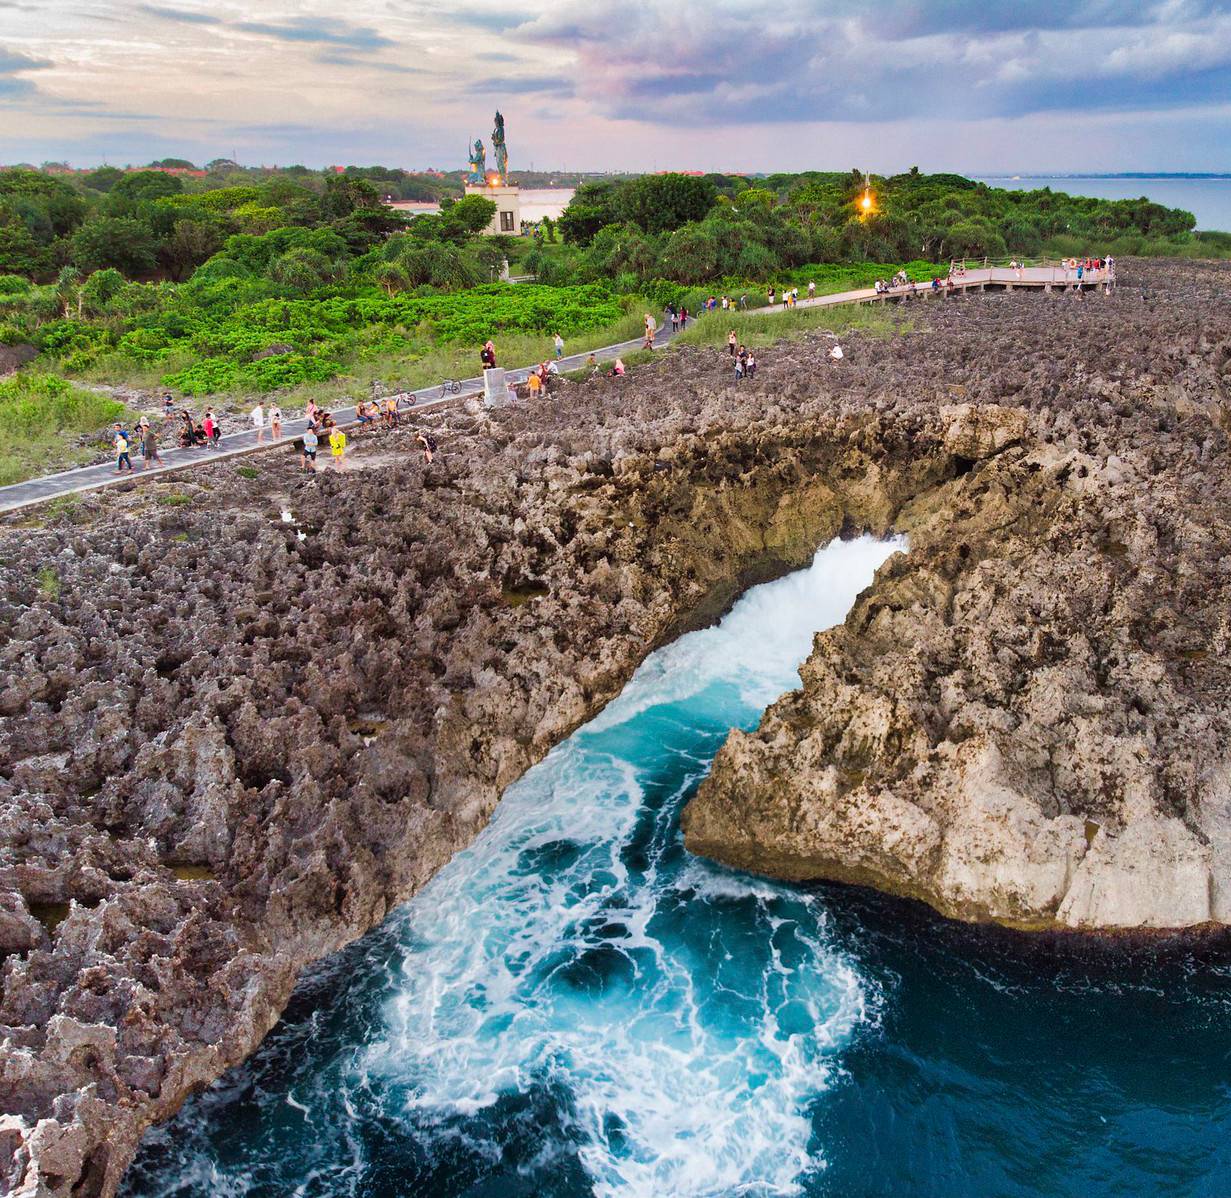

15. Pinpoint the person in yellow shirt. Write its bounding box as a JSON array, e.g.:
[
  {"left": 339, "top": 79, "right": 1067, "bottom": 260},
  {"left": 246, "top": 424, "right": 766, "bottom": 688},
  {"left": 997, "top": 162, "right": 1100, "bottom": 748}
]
[
  {"left": 329, "top": 427, "right": 347, "bottom": 469},
  {"left": 527, "top": 371, "right": 542, "bottom": 398}
]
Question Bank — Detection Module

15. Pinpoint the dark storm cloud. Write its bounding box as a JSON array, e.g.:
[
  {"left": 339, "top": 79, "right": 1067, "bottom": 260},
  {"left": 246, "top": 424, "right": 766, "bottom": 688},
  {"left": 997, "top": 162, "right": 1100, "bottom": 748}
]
[
  {"left": 514, "top": 0, "right": 1231, "bottom": 126},
  {"left": 137, "top": 5, "right": 224, "bottom": 25},
  {"left": 235, "top": 17, "right": 393, "bottom": 51}
]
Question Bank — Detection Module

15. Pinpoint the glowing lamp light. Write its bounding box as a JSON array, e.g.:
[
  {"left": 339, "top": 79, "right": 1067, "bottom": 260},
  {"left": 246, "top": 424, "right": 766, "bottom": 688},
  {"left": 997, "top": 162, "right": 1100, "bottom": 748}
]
[
  {"left": 860, "top": 190, "right": 874, "bottom": 213},
  {"left": 486, "top": 171, "right": 501, "bottom": 187}
]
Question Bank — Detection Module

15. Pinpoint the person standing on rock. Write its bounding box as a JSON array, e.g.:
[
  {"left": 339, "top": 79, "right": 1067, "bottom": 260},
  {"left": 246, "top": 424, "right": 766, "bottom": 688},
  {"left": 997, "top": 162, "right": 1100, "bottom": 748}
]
[
  {"left": 301, "top": 423, "right": 318, "bottom": 471},
  {"left": 270, "top": 405, "right": 283, "bottom": 440},
  {"left": 727, "top": 331, "right": 738, "bottom": 357},
  {"left": 251, "top": 402, "right": 265, "bottom": 444},
  {"left": 328, "top": 426, "right": 347, "bottom": 470}
]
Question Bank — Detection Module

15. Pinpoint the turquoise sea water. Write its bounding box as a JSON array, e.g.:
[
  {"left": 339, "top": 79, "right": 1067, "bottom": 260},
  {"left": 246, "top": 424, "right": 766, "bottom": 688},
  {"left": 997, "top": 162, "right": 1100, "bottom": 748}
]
[
  {"left": 123, "top": 538, "right": 1231, "bottom": 1198},
  {"left": 975, "top": 176, "right": 1231, "bottom": 232}
]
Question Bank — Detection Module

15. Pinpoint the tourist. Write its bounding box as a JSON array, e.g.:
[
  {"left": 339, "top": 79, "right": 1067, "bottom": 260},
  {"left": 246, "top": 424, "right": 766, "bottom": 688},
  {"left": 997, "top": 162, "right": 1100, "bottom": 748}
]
[
  {"left": 586, "top": 352, "right": 598, "bottom": 371},
  {"left": 734, "top": 358, "right": 744, "bottom": 380},
  {"left": 721, "top": 295, "right": 729, "bottom": 311},
  {"left": 746, "top": 351, "right": 757, "bottom": 378},
  {"left": 356, "top": 399, "right": 375, "bottom": 425},
  {"left": 768, "top": 287, "right": 775, "bottom": 307},
  {"left": 807, "top": 281, "right": 816, "bottom": 299},
  {"left": 611, "top": 358, "right": 626, "bottom": 376},
  {"left": 553, "top": 332, "right": 564, "bottom": 359},
  {"left": 202, "top": 410, "right": 217, "bottom": 448},
  {"left": 669, "top": 307, "right": 679, "bottom": 333},
  {"left": 301, "top": 423, "right": 318, "bottom": 471},
  {"left": 738, "top": 345, "right": 748, "bottom": 370},
  {"left": 136, "top": 415, "right": 150, "bottom": 464},
  {"left": 178, "top": 411, "right": 194, "bottom": 448},
  {"left": 527, "top": 370, "right": 542, "bottom": 398},
  {"left": 547, "top": 358, "right": 559, "bottom": 376},
  {"left": 328, "top": 425, "right": 347, "bottom": 469},
  {"left": 481, "top": 340, "right": 497, "bottom": 369},
  {"left": 739, "top": 293, "right": 748, "bottom": 309},
  {"left": 385, "top": 394, "right": 400, "bottom": 427},
  {"left": 141, "top": 421, "right": 161, "bottom": 470},
  {"left": 643, "top": 313, "right": 656, "bottom": 351},
  {"left": 162, "top": 392, "right": 174, "bottom": 419},
  {"left": 416, "top": 431, "right": 437, "bottom": 464},
  {"left": 727, "top": 330, "right": 738, "bottom": 357},
  {"left": 270, "top": 405, "right": 282, "bottom": 439},
  {"left": 113, "top": 423, "right": 133, "bottom": 474},
  {"left": 679, "top": 307, "right": 689, "bottom": 329},
  {"left": 251, "top": 402, "right": 265, "bottom": 444}
]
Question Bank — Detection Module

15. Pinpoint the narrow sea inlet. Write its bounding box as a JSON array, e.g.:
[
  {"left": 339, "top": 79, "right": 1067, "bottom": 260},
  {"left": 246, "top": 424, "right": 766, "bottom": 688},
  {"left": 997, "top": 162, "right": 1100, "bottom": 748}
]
[{"left": 122, "top": 537, "right": 1231, "bottom": 1198}]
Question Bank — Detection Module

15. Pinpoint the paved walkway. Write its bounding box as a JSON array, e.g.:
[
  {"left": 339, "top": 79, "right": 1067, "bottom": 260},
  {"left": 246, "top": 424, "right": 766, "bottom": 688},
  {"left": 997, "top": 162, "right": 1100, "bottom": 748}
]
[{"left": 0, "top": 265, "right": 1107, "bottom": 514}]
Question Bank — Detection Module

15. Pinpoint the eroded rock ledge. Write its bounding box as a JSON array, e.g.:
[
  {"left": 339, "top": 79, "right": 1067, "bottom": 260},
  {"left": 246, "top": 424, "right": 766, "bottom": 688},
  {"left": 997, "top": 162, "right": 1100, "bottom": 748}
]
[
  {"left": 684, "top": 260, "right": 1231, "bottom": 933},
  {"left": 1, "top": 259, "right": 1228, "bottom": 1195}
]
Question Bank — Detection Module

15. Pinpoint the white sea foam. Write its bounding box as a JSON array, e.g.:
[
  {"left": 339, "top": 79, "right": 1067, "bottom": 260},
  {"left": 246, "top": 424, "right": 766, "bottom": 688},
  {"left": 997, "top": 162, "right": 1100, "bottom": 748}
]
[{"left": 361, "top": 536, "right": 903, "bottom": 1197}]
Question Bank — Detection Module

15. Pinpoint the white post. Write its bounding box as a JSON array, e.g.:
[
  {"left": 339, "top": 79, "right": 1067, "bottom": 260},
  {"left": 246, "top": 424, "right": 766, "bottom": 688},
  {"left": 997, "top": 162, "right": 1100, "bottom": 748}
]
[{"left": 484, "top": 367, "right": 506, "bottom": 406}]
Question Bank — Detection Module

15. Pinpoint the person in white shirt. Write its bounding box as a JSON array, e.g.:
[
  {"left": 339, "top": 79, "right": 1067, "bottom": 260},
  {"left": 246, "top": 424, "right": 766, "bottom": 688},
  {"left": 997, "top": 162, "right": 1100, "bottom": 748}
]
[{"left": 251, "top": 402, "right": 265, "bottom": 443}]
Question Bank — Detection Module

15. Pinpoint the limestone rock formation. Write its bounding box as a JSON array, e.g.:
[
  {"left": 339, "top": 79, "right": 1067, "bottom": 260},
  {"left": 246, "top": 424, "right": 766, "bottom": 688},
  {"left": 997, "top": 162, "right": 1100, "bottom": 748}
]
[
  {"left": 2, "top": 260, "right": 1229, "bottom": 1194},
  {"left": 684, "top": 261, "right": 1231, "bottom": 932}
]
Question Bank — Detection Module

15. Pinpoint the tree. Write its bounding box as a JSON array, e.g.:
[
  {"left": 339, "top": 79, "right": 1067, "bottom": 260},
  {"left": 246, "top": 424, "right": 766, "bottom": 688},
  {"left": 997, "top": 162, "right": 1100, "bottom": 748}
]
[
  {"left": 161, "top": 218, "right": 224, "bottom": 281},
  {"left": 558, "top": 181, "right": 622, "bottom": 245},
  {"left": 111, "top": 170, "right": 184, "bottom": 202},
  {"left": 438, "top": 194, "right": 497, "bottom": 242},
  {"left": 270, "top": 247, "right": 333, "bottom": 291},
  {"left": 70, "top": 216, "right": 160, "bottom": 275},
  {"left": 82, "top": 166, "right": 125, "bottom": 193},
  {"left": 616, "top": 174, "right": 717, "bottom": 234},
  {"left": 80, "top": 268, "right": 126, "bottom": 314},
  {"left": 322, "top": 174, "right": 380, "bottom": 219},
  {"left": 0, "top": 223, "right": 43, "bottom": 276},
  {"left": 148, "top": 158, "right": 197, "bottom": 170}
]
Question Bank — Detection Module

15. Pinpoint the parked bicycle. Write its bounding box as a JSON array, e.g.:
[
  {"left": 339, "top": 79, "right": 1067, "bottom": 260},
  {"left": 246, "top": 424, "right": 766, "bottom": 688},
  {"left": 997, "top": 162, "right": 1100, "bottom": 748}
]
[{"left": 439, "top": 379, "right": 462, "bottom": 397}]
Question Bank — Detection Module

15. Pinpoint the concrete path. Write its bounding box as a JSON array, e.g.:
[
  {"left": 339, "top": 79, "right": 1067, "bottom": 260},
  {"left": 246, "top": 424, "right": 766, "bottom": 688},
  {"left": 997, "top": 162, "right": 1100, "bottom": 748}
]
[{"left": 0, "top": 265, "right": 1107, "bottom": 514}]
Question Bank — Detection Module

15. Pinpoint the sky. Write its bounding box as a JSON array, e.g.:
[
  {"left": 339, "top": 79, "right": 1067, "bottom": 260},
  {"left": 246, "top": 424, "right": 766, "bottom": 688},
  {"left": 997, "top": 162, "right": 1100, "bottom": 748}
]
[{"left": 2, "top": 0, "right": 1231, "bottom": 173}]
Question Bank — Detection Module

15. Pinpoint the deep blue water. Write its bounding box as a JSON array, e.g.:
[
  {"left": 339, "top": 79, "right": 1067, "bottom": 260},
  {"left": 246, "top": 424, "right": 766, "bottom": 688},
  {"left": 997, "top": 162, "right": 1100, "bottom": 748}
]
[
  {"left": 975, "top": 176, "right": 1231, "bottom": 232},
  {"left": 123, "top": 539, "right": 1231, "bottom": 1198}
]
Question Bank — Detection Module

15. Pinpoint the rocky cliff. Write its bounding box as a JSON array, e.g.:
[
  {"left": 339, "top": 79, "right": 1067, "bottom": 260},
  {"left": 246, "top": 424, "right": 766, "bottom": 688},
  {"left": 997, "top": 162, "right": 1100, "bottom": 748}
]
[
  {"left": 684, "top": 260, "right": 1231, "bottom": 932},
  {"left": 2, "top": 260, "right": 1229, "bottom": 1196}
]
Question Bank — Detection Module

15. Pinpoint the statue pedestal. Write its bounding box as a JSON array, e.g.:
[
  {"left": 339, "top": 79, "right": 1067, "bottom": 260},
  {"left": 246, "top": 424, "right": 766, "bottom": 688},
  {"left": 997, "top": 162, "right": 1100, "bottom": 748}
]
[
  {"left": 483, "top": 367, "right": 507, "bottom": 406},
  {"left": 466, "top": 183, "right": 521, "bottom": 236}
]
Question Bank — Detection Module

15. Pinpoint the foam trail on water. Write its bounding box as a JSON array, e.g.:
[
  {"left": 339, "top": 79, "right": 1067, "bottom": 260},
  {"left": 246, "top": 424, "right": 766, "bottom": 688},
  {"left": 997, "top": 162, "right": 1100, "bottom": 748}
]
[{"left": 365, "top": 535, "right": 904, "bottom": 1197}]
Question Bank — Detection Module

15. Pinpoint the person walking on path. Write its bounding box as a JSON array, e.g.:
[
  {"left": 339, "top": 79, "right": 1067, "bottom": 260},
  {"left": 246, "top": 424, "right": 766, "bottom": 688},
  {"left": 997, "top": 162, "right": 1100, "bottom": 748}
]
[
  {"left": 643, "top": 313, "right": 657, "bottom": 350},
  {"left": 162, "top": 392, "right": 174, "bottom": 419},
  {"left": 768, "top": 287, "right": 775, "bottom": 307},
  {"left": 301, "top": 424, "right": 318, "bottom": 471},
  {"left": 808, "top": 281, "right": 816, "bottom": 299},
  {"left": 328, "top": 426, "right": 347, "bottom": 470},
  {"left": 553, "top": 333, "right": 564, "bottom": 360},
  {"left": 270, "top": 405, "right": 282, "bottom": 440},
  {"left": 251, "top": 402, "right": 265, "bottom": 444},
  {"left": 141, "top": 422, "right": 161, "bottom": 470},
  {"left": 113, "top": 424, "right": 134, "bottom": 474},
  {"left": 202, "top": 410, "right": 216, "bottom": 448},
  {"left": 417, "top": 431, "right": 437, "bottom": 464}
]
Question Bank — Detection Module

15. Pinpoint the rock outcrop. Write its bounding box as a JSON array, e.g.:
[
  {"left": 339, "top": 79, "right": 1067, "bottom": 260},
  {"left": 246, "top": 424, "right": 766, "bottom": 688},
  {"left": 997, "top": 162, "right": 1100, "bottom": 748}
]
[
  {"left": 2, "top": 259, "right": 1230, "bottom": 1195},
  {"left": 684, "top": 260, "right": 1231, "bottom": 932}
]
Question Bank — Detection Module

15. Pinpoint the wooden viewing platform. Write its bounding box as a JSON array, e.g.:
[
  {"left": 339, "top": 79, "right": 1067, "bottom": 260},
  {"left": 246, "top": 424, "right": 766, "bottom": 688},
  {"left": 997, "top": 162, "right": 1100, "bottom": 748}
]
[{"left": 0, "top": 263, "right": 1109, "bottom": 516}]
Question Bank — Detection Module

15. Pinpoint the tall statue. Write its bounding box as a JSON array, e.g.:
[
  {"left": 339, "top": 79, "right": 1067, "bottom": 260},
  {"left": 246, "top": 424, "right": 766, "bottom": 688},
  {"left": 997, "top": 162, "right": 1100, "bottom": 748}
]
[
  {"left": 491, "top": 111, "right": 508, "bottom": 185},
  {"left": 467, "top": 138, "right": 486, "bottom": 185}
]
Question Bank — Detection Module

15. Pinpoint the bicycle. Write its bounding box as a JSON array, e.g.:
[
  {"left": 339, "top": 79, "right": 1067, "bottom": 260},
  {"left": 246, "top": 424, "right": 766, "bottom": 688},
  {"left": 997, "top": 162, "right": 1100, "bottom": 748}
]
[{"left": 439, "top": 379, "right": 462, "bottom": 397}]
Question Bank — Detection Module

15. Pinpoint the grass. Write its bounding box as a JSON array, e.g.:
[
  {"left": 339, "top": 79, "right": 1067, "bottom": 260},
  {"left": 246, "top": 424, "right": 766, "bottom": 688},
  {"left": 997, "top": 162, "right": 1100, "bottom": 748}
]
[
  {"left": 236, "top": 465, "right": 259, "bottom": 479},
  {"left": 158, "top": 492, "right": 192, "bottom": 507},
  {"left": 672, "top": 302, "right": 907, "bottom": 350},
  {"left": 36, "top": 566, "right": 60, "bottom": 599},
  {"left": 0, "top": 373, "right": 139, "bottom": 486}
]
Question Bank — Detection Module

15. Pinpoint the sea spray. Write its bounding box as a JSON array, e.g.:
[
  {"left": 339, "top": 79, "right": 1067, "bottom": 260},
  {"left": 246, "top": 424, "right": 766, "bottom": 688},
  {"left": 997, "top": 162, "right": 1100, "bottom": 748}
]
[{"left": 124, "top": 536, "right": 904, "bottom": 1198}]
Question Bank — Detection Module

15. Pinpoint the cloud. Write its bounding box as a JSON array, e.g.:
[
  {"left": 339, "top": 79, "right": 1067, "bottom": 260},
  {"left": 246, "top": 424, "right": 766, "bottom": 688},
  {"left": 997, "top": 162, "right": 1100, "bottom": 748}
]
[
  {"left": 137, "top": 4, "right": 224, "bottom": 25},
  {"left": 470, "top": 75, "right": 574, "bottom": 95},
  {"left": 235, "top": 16, "right": 393, "bottom": 51},
  {"left": 0, "top": 45, "right": 52, "bottom": 101},
  {"left": 510, "top": 0, "right": 1231, "bottom": 125},
  {"left": 315, "top": 51, "right": 422, "bottom": 74}
]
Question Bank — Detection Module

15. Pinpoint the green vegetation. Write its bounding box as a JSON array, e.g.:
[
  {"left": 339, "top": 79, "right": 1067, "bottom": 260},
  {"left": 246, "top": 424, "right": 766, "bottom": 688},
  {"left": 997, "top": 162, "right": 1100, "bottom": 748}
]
[
  {"left": 236, "top": 465, "right": 259, "bottom": 479},
  {"left": 36, "top": 566, "right": 60, "bottom": 599},
  {"left": 672, "top": 302, "right": 906, "bottom": 350},
  {"left": 0, "top": 160, "right": 1222, "bottom": 485},
  {"left": 0, "top": 372, "right": 128, "bottom": 484},
  {"left": 158, "top": 492, "right": 192, "bottom": 506}
]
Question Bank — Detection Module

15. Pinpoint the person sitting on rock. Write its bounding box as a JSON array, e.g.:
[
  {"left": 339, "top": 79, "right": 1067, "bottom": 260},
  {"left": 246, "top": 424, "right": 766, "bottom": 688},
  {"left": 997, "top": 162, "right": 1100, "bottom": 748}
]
[
  {"left": 356, "top": 400, "right": 375, "bottom": 425},
  {"left": 416, "top": 431, "right": 437, "bottom": 464},
  {"left": 611, "top": 358, "right": 626, "bottom": 376}
]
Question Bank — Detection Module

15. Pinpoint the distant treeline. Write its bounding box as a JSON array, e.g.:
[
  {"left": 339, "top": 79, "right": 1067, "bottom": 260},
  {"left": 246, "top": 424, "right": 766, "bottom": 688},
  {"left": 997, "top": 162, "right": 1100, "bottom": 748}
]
[{"left": 531, "top": 167, "right": 1230, "bottom": 287}]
